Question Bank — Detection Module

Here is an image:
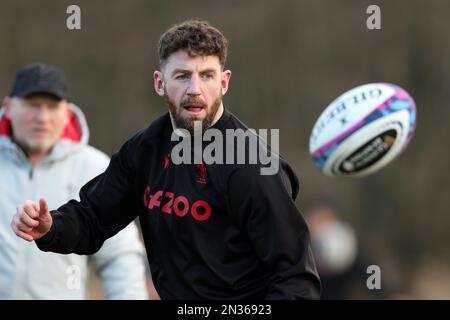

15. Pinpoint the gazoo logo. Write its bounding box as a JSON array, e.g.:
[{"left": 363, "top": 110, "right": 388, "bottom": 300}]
[{"left": 143, "top": 186, "right": 212, "bottom": 221}]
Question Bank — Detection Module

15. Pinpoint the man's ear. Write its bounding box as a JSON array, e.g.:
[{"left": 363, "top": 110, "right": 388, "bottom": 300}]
[
  {"left": 221, "top": 70, "right": 232, "bottom": 95},
  {"left": 3, "top": 97, "right": 11, "bottom": 115},
  {"left": 154, "top": 71, "right": 165, "bottom": 97}
]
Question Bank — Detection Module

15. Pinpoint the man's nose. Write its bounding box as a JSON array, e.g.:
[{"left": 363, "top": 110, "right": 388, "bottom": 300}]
[
  {"left": 35, "top": 106, "right": 50, "bottom": 122},
  {"left": 186, "top": 75, "right": 201, "bottom": 96}
]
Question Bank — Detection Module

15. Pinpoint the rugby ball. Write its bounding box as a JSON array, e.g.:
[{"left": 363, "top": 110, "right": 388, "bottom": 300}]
[{"left": 309, "top": 83, "right": 417, "bottom": 178}]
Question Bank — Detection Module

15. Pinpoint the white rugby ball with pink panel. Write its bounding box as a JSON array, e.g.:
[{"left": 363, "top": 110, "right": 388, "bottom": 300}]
[{"left": 309, "top": 83, "right": 417, "bottom": 178}]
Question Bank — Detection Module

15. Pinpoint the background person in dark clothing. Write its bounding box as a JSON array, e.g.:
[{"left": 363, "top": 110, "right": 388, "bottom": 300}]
[{"left": 305, "top": 200, "right": 395, "bottom": 299}]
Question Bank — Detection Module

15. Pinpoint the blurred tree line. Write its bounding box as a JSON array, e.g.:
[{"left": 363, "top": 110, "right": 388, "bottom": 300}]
[{"left": 1, "top": 0, "right": 449, "bottom": 297}]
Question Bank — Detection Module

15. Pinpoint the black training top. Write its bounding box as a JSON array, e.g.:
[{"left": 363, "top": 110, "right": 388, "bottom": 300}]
[{"left": 36, "top": 109, "right": 321, "bottom": 299}]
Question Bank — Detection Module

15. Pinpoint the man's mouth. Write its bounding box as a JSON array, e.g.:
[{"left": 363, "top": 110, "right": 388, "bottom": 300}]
[
  {"left": 183, "top": 105, "right": 204, "bottom": 114},
  {"left": 33, "top": 129, "right": 48, "bottom": 136}
]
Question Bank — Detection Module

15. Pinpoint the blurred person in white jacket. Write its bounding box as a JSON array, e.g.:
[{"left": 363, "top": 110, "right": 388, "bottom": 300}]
[{"left": 0, "top": 63, "right": 148, "bottom": 299}]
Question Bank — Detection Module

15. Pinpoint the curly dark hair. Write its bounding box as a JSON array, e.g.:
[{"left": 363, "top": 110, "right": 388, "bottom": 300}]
[{"left": 158, "top": 20, "right": 228, "bottom": 68}]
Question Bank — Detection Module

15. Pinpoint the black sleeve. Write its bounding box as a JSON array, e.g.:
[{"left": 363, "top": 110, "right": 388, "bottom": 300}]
[
  {"left": 35, "top": 135, "right": 140, "bottom": 255},
  {"left": 227, "top": 162, "right": 321, "bottom": 300}
]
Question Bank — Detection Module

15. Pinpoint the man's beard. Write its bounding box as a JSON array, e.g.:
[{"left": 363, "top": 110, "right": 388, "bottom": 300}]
[
  {"left": 164, "top": 91, "right": 222, "bottom": 135},
  {"left": 14, "top": 135, "right": 56, "bottom": 158}
]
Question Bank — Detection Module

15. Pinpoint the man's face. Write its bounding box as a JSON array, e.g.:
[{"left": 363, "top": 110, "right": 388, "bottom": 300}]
[
  {"left": 154, "top": 50, "right": 231, "bottom": 133},
  {"left": 4, "top": 94, "right": 70, "bottom": 155}
]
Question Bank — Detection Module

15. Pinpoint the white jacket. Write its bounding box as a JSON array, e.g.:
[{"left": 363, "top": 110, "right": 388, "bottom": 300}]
[{"left": 0, "top": 104, "right": 148, "bottom": 299}]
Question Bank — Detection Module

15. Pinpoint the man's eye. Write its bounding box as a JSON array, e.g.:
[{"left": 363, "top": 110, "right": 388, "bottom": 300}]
[
  {"left": 175, "top": 74, "right": 188, "bottom": 80},
  {"left": 202, "top": 74, "right": 214, "bottom": 80},
  {"left": 28, "top": 103, "right": 40, "bottom": 108}
]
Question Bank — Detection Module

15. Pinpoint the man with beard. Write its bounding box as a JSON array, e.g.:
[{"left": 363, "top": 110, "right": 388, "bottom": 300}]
[{"left": 11, "top": 20, "right": 321, "bottom": 299}]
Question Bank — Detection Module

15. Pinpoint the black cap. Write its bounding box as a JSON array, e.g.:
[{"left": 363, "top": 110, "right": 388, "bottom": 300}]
[{"left": 9, "top": 63, "right": 69, "bottom": 100}]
